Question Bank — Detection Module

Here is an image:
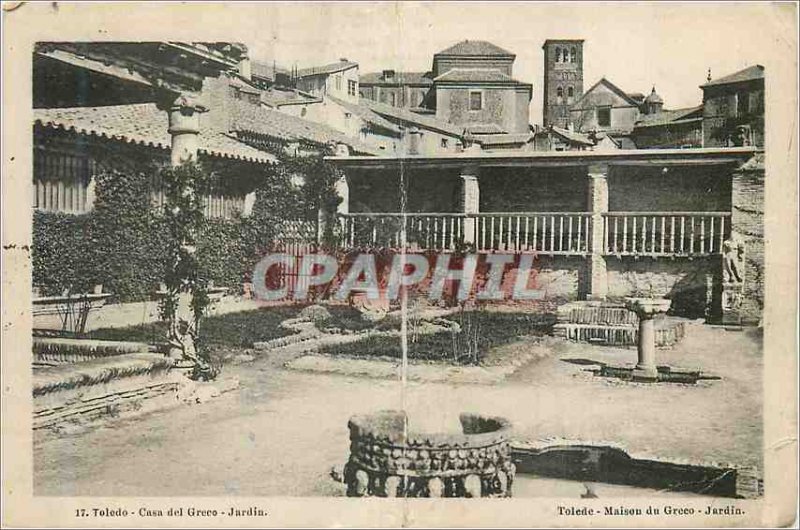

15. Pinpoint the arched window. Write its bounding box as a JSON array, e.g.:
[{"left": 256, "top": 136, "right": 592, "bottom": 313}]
[
  {"left": 564, "top": 48, "right": 571, "bottom": 63},
  {"left": 571, "top": 47, "right": 577, "bottom": 63},
  {"left": 556, "top": 86, "right": 564, "bottom": 104},
  {"left": 555, "top": 47, "right": 562, "bottom": 63},
  {"left": 567, "top": 86, "right": 574, "bottom": 104}
]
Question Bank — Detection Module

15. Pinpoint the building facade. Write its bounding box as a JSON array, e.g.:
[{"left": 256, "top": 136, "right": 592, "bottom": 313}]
[
  {"left": 542, "top": 39, "right": 584, "bottom": 128},
  {"left": 701, "top": 65, "right": 764, "bottom": 148},
  {"left": 295, "top": 59, "right": 360, "bottom": 104},
  {"left": 358, "top": 70, "right": 432, "bottom": 109}
]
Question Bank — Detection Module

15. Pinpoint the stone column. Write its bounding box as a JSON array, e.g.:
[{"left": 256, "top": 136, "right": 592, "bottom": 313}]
[
  {"left": 460, "top": 166, "right": 480, "bottom": 245},
  {"left": 625, "top": 298, "right": 671, "bottom": 380},
  {"left": 168, "top": 95, "right": 205, "bottom": 166},
  {"left": 165, "top": 94, "right": 206, "bottom": 361},
  {"left": 586, "top": 163, "right": 609, "bottom": 299}
]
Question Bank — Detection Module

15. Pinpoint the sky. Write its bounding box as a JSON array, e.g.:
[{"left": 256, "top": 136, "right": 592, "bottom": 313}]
[{"left": 230, "top": 2, "right": 796, "bottom": 126}]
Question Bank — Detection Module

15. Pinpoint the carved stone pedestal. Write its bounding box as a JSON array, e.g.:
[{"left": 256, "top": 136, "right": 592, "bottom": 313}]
[
  {"left": 624, "top": 298, "right": 672, "bottom": 381},
  {"left": 342, "top": 410, "right": 515, "bottom": 498}
]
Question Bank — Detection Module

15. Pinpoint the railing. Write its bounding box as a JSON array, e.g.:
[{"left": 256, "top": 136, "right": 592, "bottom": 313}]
[
  {"left": 603, "top": 212, "right": 731, "bottom": 257},
  {"left": 473, "top": 213, "right": 592, "bottom": 254},
  {"left": 339, "top": 213, "right": 465, "bottom": 250},
  {"left": 338, "top": 212, "right": 592, "bottom": 254}
]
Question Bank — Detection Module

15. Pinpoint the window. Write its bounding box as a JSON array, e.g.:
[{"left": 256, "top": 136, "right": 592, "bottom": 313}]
[
  {"left": 389, "top": 92, "right": 397, "bottom": 106},
  {"left": 737, "top": 91, "right": 750, "bottom": 117},
  {"left": 441, "top": 138, "right": 448, "bottom": 149},
  {"left": 300, "top": 107, "right": 307, "bottom": 117},
  {"left": 597, "top": 107, "right": 611, "bottom": 127},
  {"left": 563, "top": 48, "right": 570, "bottom": 63},
  {"left": 556, "top": 86, "right": 563, "bottom": 104},
  {"left": 555, "top": 47, "right": 562, "bottom": 63},
  {"left": 470, "top": 91, "right": 482, "bottom": 111},
  {"left": 348, "top": 79, "right": 357, "bottom": 97},
  {"left": 567, "top": 86, "right": 574, "bottom": 104},
  {"left": 571, "top": 47, "right": 577, "bottom": 63}
]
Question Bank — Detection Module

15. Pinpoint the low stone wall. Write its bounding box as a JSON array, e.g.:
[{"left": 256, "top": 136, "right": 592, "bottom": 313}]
[
  {"left": 33, "top": 337, "right": 153, "bottom": 365},
  {"left": 553, "top": 301, "right": 686, "bottom": 348},
  {"left": 512, "top": 437, "right": 761, "bottom": 499},
  {"left": 33, "top": 353, "right": 180, "bottom": 429}
]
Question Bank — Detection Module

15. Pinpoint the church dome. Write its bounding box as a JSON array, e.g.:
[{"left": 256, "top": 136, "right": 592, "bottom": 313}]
[{"left": 645, "top": 86, "right": 663, "bottom": 104}]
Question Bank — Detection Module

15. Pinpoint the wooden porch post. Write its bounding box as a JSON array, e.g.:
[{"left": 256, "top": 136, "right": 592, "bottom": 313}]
[
  {"left": 461, "top": 166, "right": 480, "bottom": 245},
  {"left": 586, "top": 163, "right": 609, "bottom": 299}
]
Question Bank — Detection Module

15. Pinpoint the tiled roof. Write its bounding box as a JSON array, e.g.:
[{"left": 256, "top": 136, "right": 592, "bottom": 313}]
[
  {"left": 359, "top": 98, "right": 465, "bottom": 137},
  {"left": 229, "top": 75, "right": 261, "bottom": 95},
  {"left": 261, "top": 87, "right": 321, "bottom": 108},
  {"left": 550, "top": 126, "right": 594, "bottom": 146},
  {"left": 627, "top": 92, "right": 646, "bottom": 102},
  {"left": 435, "top": 40, "right": 515, "bottom": 57},
  {"left": 229, "top": 100, "right": 382, "bottom": 156},
  {"left": 33, "top": 104, "right": 276, "bottom": 163},
  {"left": 701, "top": 65, "right": 764, "bottom": 88},
  {"left": 464, "top": 123, "right": 507, "bottom": 135},
  {"left": 359, "top": 71, "right": 433, "bottom": 85},
  {"left": 433, "top": 68, "right": 518, "bottom": 83},
  {"left": 296, "top": 60, "right": 358, "bottom": 78},
  {"left": 326, "top": 96, "right": 403, "bottom": 135},
  {"left": 476, "top": 133, "right": 533, "bottom": 146},
  {"left": 634, "top": 105, "right": 703, "bottom": 128},
  {"left": 571, "top": 77, "right": 640, "bottom": 110}
]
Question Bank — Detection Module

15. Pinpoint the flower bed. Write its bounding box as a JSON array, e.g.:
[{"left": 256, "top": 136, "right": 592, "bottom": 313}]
[{"left": 318, "top": 310, "right": 556, "bottom": 365}]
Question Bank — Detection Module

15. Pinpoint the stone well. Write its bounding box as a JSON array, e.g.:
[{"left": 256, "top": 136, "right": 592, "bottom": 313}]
[{"left": 343, "top": 410, "right": 515, "bottom": 497}]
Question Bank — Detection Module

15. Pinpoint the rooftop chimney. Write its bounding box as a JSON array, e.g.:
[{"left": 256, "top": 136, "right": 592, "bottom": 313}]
[
  {"left": 383, "top": 69, "right": 395, "bottom": 80},
  {"left": 340, "top": 57, "right": 349, "bottom": 62},
  {"left": 407, "top": 127, "right": 422, "bottom": 156},
  {"left": 238, "top": 57, "right": 252, "bottom": 81}
]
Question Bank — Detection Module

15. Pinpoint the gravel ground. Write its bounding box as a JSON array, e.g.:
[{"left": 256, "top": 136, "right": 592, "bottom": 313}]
[{"left": 33, "top": 322, "right": 762, "bottom": 497}]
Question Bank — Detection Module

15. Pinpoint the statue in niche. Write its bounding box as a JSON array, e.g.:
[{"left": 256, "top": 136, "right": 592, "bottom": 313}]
[
  {"left": 721, "top": 236, "right": 746, "bottom": 313},
  {"left": 722, "top": 237, "right": 746, "bottom": 284}
]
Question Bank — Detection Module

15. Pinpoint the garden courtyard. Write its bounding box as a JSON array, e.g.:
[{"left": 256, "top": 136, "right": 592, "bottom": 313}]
[{"left": 33, "top": 303, "right": 762, "bottom": 497}]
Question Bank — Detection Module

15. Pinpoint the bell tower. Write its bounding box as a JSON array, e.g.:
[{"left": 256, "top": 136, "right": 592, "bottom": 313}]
[{"left": 542, "top": 39, "right": 584, "bottom": 128}]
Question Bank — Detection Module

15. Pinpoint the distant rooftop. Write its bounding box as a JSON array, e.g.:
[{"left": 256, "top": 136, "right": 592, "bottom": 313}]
[
  {"left": 296, "top": 60, "right": 358, "bottom": 78},
  {"left": 701, "top": 65, "right": 764, "bottom": 88},
  {"left": 434, "top": 68, "right": 520, "bottom": 83},
  {"left": 360, "top": 71, "right": 433, "bottom": 85},
  {"left": 435, "top": 40, "right": 515, "bottom": 57}
]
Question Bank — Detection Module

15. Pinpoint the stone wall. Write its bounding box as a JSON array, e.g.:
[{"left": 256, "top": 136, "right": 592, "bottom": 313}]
[
  {"left": 606, "top": 258, "right": 717, "bottom": 319},
  {"left": 436, "top": 86, "right": 530, "bottom": 134},
  {"left": 731, "top": 156, "right": 765, "bottom": 324}
]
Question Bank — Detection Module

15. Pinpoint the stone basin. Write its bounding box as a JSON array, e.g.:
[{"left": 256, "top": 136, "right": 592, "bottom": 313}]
[
  {"left": 624, "top": 297, "right": 672, "bottom": 317},
  {"left": 343, "top": 410, "right": 515, "bottom": 497}
]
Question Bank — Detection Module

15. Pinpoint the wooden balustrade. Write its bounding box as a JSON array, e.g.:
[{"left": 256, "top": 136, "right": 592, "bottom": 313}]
[
  {"left": 603, "top": 212, "right": 731, "bottom": 257},
  {"left": 472, "top": 212, "right": 592, "bottom": 254},
  {"left": 338, "top": 212, "right": 592, "bottom": 254}
]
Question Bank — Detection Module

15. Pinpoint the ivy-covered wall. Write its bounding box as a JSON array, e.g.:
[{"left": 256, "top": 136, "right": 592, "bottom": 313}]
[{"left": 32, "top": 152, "right": 335, "bottom": 303}]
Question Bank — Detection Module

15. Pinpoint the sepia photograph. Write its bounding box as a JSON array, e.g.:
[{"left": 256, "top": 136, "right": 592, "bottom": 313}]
[{"left": 1, "top": 1, "right": 797, "bottom": 527}]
